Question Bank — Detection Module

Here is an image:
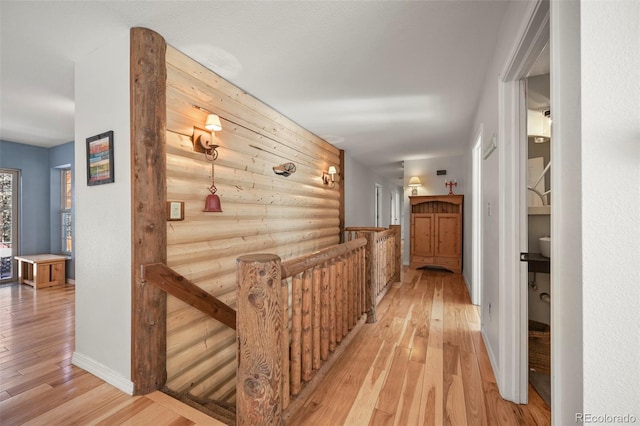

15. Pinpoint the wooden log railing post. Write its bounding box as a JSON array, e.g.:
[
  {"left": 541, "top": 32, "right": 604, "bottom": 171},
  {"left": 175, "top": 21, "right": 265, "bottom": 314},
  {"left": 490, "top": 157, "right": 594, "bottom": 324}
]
[
  {"left": 362, "top": 231, "right": 378, "bottom": 323},
  {"left": 237, "top": 254, "right": 284, "bottom": 426},
  {"left": 390, "top": 224, "right": 401, "bottom": 283}
]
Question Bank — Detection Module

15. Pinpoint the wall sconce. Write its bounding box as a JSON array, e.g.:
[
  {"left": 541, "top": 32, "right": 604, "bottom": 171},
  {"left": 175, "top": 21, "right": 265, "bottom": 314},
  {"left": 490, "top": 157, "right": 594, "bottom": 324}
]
[
  {"left": 191, "top": 109, "right": 224, "bottom": 212},
  {"left": 408, "top": 176, "right": 422, "bottom": 196},
  {"left": 322, "top": 165, "right": 337, "bottom": 187}
]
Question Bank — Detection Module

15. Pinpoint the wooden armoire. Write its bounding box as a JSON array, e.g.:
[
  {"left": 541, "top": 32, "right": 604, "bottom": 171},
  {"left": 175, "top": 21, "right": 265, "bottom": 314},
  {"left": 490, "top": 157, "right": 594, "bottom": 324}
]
[{"left": 409, "top": 195, "right": 463, "bottom": 273}]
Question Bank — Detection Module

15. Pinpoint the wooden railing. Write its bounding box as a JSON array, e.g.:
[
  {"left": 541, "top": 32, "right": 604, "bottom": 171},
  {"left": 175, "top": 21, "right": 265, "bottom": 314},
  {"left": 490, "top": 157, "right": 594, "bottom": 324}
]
[
  {"left": 143, "top": 263, "right": 236, "bottom": 329},
  {"left": 236, "top": 238, "right": 367, "bottom": 425},
  {"left": 345, "top": 225, "right": 401, "bottom": 322}
]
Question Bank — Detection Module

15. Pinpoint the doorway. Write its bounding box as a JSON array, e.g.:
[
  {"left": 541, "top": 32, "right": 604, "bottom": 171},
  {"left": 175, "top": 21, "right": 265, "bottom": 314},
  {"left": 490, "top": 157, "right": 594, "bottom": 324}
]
[
  {"left": 496, "top": 0, "right": 549, "bottom": 405},
  {"left": 471, "top": 129, "right": 483, "bottom": 306},
  {"left": 525, "top": 68, "right": 552, "bottom": 407},
  {"left": 375, "top": 184, "right": 382, "bottom": 227},
  {"left": 0, "top": 169, "right": 20, "bottom": 283}
]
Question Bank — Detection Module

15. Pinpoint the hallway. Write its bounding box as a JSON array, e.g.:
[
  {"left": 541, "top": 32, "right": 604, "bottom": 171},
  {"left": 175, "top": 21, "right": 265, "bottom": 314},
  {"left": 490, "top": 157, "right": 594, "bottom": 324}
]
[{"left": 289, "top": 268, "right": 550, "bottom": 425}]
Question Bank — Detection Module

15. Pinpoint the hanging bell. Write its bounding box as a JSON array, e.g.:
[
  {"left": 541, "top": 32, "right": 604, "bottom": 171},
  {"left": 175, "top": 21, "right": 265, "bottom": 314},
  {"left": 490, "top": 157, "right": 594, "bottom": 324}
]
[
  {"left": 203, "top": 184, "right": 223, "bottom": 212},
  {"left": 203, "top": 193, "right": 223, "bottom": 212}
]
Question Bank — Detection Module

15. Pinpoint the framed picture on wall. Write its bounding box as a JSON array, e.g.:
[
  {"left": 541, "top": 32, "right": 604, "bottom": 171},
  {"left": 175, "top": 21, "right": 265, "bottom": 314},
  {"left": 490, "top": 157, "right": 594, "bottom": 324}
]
[{"left": 86, "top": 130, "right": 114, "bottom": 186}]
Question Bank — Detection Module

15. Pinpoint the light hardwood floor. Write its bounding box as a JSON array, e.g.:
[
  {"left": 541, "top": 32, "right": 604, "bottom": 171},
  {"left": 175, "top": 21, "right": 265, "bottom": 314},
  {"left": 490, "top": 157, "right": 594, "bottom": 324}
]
[
  {"left": 288, "top": 269, "right": 551, "bottom": 425},
  {"left": 1, "top": 269, "right": 550, "bottom": 425},
  {"left": 0, "top": 283, "right": 223, "bottom": 425}
]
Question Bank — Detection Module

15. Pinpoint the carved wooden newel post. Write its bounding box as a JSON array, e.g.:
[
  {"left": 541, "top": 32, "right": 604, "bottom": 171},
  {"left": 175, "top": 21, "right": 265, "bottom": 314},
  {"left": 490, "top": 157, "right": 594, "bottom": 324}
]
[{"left": 237, "top": 254, "right": 284, "bottom": 425}]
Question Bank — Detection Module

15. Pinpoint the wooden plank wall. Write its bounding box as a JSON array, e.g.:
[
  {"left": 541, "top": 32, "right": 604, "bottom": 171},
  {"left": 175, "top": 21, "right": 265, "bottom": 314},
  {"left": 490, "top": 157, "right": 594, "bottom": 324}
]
[{"left": 164, "top": 46, "right": 342, "bottom": 403}]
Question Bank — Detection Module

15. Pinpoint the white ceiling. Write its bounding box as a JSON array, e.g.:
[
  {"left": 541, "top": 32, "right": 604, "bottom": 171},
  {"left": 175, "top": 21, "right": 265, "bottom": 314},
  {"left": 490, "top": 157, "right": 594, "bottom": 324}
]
[{"left": 0, "top": 1, "right": 509, "bottom": 184}]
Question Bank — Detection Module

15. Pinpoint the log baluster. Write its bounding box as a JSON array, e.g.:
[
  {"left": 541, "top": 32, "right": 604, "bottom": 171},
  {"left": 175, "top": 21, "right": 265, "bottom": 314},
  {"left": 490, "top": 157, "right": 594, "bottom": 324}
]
[
  {"left": 329, "top": 261, "right": 337, "bottom": 351},
  {"left": 291, "top": 273, "right": 303, "bottom": 395},
  {"left": 320, "top": 263, "right": 330, "bottom": 361},
  {"left": 301, "top": 270, "right": 313, "bottom": 382}
]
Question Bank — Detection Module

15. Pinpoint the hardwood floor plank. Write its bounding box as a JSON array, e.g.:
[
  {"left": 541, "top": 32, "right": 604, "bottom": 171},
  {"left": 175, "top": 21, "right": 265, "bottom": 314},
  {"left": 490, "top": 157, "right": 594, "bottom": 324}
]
[
  {"left": 460, "top": 350, "right": 488, "bottom": 426},
  {"left": 343, "top": 342, "right": 393, "bottom": 426},
  {"left": 391, "top": 359, "right": 423, "bottom": 426},
  {"left": 418, "top": 346, "right": 443, "bottom": 425},
  {"left": 444, "top": 373, "right": 468, "bottom": 426},
  {"left": 375, "top": 346, "right": 410, "bottom": 415},
  {"left": 369, "top": 408, "right": 394, "bottom": 426},
  {"left": 146, "top": 390, "right": 226, "bottom": 425}
]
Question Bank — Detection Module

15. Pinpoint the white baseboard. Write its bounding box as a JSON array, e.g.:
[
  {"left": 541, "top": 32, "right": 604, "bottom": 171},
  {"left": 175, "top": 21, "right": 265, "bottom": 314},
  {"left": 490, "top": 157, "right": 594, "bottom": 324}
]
[
  {"left": 481, "top": 326, "right": 500, "bottom": 386},
  {"left": 66, "top": 278, "right": 75, "bottom": 285},
  {"left": 72, "top": 352, "right": 134, "bottom": 395}
]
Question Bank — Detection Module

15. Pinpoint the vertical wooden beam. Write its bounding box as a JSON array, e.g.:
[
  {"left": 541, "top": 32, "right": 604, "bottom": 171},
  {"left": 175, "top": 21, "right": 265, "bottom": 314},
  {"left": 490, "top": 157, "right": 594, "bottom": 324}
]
[
  {"left": 130, "top": 27, "right": 168, "bottom": 395},
  {"left": 329, "top": 261, "right": 337, "bottom": 352},
  {"left": 236, "top": 253, "right": 283, "bottom": 425}
]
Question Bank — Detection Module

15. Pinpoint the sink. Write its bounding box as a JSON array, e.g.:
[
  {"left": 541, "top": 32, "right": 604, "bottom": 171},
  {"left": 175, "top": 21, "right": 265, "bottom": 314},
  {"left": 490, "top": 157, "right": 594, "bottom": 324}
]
[{"left": 539, "top": 236, "right": 551, "bottom": 258}]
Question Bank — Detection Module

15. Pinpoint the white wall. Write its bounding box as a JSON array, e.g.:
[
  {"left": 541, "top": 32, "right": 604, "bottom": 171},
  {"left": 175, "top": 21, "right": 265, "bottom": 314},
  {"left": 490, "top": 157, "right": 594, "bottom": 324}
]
[
  {"left": 344, "top": 153, "right": 401, "bottom": 229},
  {"left": 466, "top": 0, "right": 536, "bottom": 373},
  {"left": 72, "top": 31, "right": 133, "bottom": 394},
  {"left": 402, "top": 155, "right": 466, "bottom": 265},
  {"left": 580, "top": 0, "right": 640, "bottom": 418}
]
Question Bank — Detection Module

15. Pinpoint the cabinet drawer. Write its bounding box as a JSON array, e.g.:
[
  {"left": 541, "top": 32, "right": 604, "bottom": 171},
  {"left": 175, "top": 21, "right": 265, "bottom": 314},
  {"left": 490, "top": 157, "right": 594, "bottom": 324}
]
[{"left": 411, "top": 255, "right": 434, "bottom": 265}]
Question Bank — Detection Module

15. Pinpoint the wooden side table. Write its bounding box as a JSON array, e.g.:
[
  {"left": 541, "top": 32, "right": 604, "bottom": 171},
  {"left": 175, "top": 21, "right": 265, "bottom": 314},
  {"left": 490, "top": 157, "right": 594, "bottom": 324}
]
[{"left": 14, "top": 254, "right": 69, "bottom": 289}]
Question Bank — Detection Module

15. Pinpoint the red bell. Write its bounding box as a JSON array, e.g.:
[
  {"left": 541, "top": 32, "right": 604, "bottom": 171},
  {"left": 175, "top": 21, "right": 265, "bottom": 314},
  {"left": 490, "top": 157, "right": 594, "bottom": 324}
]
[{"left": 203, "top": 193, "right": 223, "bottom": 212}]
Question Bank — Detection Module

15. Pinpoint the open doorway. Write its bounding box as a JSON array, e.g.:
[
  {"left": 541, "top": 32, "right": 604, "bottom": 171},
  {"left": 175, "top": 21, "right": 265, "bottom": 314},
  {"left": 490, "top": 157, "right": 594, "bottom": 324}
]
[
  {"left": 0, "top": 169, "right": 20, "bottom": 284},
  {"left": 525, "top": 60, "right": 552, "bottom": 407}
]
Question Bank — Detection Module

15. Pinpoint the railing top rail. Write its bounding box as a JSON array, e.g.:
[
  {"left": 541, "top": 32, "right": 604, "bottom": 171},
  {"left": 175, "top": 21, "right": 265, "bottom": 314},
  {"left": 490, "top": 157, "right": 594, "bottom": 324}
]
[
  {"left": 281, "top": 237, "right": 367, "bottom": 279},
  {"left": 375, "top": 228, "right": 397, "bottom": 239},
  {"left": 344, "top": 227, "right": 387, "bottom": 232}
]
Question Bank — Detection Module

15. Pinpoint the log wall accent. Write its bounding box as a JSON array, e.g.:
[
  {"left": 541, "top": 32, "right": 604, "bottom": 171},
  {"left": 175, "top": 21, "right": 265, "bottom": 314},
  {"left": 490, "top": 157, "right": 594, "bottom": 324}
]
[{"left": 164, "top": 45, "right": 342, "bottom": 403}]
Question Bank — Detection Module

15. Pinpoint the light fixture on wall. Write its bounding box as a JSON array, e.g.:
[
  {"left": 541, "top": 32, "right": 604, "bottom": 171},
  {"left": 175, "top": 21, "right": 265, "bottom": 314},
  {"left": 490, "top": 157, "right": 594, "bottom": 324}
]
[
  {"left": 205, "top": 113, "right": 222, "bottom": 131},
  {"left": 408, "top": 176, "right": 422, "bottom": 196},
  {"left": 191, "top": 107, "right": 224, "bottom": 212},
  {"left": 192, "top": 106, "right": 223, "bottom": 160},
  {"left": 322, "top": 165, "right": 337, "bottom": 187}
]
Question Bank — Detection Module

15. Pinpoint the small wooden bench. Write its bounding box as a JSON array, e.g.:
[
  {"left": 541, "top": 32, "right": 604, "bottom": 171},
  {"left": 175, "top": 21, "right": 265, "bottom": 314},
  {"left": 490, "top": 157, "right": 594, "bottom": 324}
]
[{"left": 15, "top": 254, "right": 69, "bottom": 289}]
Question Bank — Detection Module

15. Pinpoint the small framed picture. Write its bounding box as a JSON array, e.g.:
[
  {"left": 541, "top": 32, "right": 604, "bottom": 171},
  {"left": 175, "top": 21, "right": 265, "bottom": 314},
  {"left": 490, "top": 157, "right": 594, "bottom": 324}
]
[
  {"left": 167, "top": 201, "right": 185, "bottom": 221},
  {"left": 86, "top": 131, "right": 114, "bottom": 186}
]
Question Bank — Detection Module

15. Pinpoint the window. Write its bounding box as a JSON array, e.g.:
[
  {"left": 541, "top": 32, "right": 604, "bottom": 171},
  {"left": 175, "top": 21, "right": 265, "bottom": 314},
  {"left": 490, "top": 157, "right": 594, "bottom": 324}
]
[{"left": 61, "top": 168, "right": 72, "bottom": 254}]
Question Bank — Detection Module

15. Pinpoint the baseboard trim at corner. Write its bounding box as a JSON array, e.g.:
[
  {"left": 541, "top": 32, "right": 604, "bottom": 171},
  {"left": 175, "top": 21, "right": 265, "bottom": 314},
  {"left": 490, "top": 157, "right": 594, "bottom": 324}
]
[
  {"left": 481, "top": 326, "right": 500, "bottom": 386},
  {"left": 66, "top": 278, "right": 75, "bottom": 285},
  {"left": 72, "top": 352, "right": 134, "bottom": 395}
]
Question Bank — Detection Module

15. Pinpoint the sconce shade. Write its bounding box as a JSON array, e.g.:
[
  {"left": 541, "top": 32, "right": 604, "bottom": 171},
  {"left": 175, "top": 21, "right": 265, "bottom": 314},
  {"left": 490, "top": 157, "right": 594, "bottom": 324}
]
[
  {"left": 205, "top": 114, "right": 222, "bottom": 131},
  {"left": 328, "top": 166, "right": 337, "bottom": 175},
  {"left": 408, "top": 176, "right": 422, "bottom": 187},
  {"left": 203, "top": 193, "right": 223, "bottom": 212}
]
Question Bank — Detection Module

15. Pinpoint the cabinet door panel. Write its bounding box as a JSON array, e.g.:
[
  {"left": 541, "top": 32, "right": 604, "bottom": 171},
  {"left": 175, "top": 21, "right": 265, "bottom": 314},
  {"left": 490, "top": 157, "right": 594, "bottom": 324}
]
[
  {"left": 435, "top": 214, "right": 460, "bottom": 257},
  {"left": 412, "top": 214, "right": 434, "bottom": 257}
]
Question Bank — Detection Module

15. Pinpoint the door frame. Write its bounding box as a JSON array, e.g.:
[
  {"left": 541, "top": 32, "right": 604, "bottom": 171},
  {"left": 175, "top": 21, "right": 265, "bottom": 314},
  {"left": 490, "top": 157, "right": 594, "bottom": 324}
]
[
  {"left": 497, "top": 0, "right": 549, "bottom": 403},
  {"left": 471, "top": 126, "right": 483, "bottom": 306},
  {"left": 0, "top": 168, "right": 21, "bottom": 284}
]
